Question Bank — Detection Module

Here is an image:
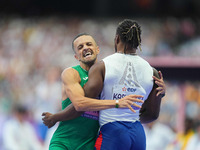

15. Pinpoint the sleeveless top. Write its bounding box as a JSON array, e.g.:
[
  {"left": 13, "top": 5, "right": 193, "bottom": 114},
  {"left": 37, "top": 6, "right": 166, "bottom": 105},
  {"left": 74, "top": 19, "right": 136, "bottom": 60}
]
[
  {"left": 99, "top": 53, "right": 153, "bottom": 127},
  {"left": 50, "top": 65, "right": 99, "bottom": 150}
]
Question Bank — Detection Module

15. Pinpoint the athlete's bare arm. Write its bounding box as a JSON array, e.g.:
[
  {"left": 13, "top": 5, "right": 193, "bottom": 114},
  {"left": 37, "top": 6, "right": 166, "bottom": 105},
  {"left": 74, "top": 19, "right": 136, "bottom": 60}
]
[
  {"left": 42, "top": 105, "right": 81, "bottom": 128},
  {"left": 139, "top": 69, "right": 166, "bottom": 124},
  {"left": 42, "top": 68, "right": 85, "bottom": 128},
  {"left": 83, "top": 61, "right": 104, "bottom": 99},
  {"left": 42, "top": 66, "right": 143, "bottom": 128},
  {"left": 64, "top": 66, "right": 143, "bottom": 111},
  {"left": 84, "top": 61, "right": 143, "bottom": 112}
]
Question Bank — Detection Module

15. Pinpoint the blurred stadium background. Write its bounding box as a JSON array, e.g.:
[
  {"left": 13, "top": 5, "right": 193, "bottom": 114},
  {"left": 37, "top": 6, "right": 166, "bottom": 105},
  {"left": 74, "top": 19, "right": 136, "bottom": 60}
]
[{"left": 0, "top": 0, "right": 200, "bottom": 150}]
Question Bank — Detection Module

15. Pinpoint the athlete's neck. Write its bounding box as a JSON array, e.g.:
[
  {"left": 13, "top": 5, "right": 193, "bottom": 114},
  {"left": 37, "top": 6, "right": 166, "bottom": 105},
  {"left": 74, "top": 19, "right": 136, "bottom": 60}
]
[
  {"left": 80, "top": 62, "right": 94, "bottom": 71},
  {"left": 116, "top": 43, "right": 137, "bottom": 55},
  {"left": 117, "top": 50, "right": 137, "bottom": 55}
]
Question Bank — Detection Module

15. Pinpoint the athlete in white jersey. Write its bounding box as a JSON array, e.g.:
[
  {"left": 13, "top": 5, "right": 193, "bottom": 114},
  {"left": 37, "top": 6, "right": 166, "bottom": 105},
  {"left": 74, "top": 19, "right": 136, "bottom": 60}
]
[
  {"left": 83, "top": 19, "right": 166, "bottom": 150},
  {"left": 99, "top": 53, "right": 153, "bottom": 127}
]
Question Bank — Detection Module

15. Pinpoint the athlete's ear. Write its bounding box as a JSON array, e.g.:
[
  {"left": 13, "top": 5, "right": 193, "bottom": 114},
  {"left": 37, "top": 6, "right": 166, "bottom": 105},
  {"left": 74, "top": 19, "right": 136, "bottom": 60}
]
[
  {"left": 116, "top": 35, "right": 120, "bottom": 44},
  {"left": 74, "top": 54, "right": 80, "bottom": 61},
  {"left": 114, "top": 35, "right": 120, "bottom": 47},
  {"left": 96, "top": 46, "right": 100, "bottom": 54}
]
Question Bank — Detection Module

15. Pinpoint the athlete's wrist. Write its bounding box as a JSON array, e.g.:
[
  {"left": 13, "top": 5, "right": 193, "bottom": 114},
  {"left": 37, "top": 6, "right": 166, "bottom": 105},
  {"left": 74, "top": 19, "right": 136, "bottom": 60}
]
[
  {"left": 115, "top": 99, "right": 119, "bottom": 108},
  {"left": 52, "top": 113, "right": 60, "bottom": 122}
]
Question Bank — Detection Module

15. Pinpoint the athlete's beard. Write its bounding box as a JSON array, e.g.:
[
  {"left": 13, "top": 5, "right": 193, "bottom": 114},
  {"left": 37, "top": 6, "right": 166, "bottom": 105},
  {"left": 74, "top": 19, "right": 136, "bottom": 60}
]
[{"left": 81, "top": 57, "right": 97, "bottom": 66}]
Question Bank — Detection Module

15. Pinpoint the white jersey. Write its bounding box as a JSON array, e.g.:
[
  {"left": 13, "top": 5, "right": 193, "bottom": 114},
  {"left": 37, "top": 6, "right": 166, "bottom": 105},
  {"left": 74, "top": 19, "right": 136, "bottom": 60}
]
[{"left": 99, "top": 53, "right": 154, "bottom": 127}]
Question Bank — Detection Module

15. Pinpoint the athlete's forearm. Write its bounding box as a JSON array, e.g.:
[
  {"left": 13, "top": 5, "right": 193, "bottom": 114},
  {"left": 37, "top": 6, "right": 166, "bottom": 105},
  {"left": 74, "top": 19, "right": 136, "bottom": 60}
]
[
  {"left": 53, "top": 104, "right": 83, "bottom": 122},
  {"left": 139, "top": 87, "right": 162, "bottom": 124},
  {"left": 72, "top": 94, "right": 143, "bottom": 112},
  {"left": 73, "top": 96, "right": 116, "bottom": 111}
]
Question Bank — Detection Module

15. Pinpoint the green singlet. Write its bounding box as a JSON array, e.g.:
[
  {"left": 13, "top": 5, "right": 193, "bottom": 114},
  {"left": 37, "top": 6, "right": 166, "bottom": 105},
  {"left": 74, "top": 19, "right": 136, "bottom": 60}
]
[{"left": 49, "top": 65, "right": 99, "bottom": 150}]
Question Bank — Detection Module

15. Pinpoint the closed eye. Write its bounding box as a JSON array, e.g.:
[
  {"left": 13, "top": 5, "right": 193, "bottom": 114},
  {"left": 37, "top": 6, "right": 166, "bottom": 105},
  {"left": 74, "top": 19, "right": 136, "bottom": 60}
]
[
  {"left": 86, "top": 42, "right": 92, "bottom": 46},
  {"left": 77, "top": 45, "right": 83, "bottom": 50}
]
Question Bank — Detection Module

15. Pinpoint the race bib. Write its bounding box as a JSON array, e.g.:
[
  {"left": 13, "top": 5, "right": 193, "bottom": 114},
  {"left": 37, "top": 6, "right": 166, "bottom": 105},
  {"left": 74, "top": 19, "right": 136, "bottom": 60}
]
[{"left": 81, "top": 111, "right": 99, "bottom": 120}]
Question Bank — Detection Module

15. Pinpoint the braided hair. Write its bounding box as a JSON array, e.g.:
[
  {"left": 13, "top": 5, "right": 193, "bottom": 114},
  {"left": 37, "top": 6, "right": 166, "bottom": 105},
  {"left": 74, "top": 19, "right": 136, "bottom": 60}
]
[{"left": 116, "top": 19, "right": 142, "bottom": 52}]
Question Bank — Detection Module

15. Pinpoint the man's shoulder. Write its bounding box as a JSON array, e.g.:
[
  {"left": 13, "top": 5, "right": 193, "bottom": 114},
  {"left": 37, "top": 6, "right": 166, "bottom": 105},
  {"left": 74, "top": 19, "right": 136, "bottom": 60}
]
[
  {"left": 61, "top": 67, "right": 80, "bottom": 78},
  {"left": 91, "top": 60, "right": 105, "bottom": 70},
  {"left": 71, "top": 65, "right": 80, "bottom": 70},
  {"left": 88, "top": 60, "right": 105, "bottom": 77},
  {"left": 62, "top": 65, "right": 80, "bottom": 72}
]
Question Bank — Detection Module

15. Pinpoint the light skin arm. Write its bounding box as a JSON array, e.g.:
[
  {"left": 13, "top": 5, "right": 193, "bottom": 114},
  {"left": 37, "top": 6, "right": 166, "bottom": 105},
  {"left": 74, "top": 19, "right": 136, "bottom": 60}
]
[
  {"left": 42, "top": 65, "right": 143, "bottom": 128},
  {"left": 42, "top": 68, "right": 84, "bottom": 128},
  {"left": 65, "top": 64, "right": 143, "bottom": 112},
  {"left": 139, "top": 68, "right": 166, "bottom": 124}
]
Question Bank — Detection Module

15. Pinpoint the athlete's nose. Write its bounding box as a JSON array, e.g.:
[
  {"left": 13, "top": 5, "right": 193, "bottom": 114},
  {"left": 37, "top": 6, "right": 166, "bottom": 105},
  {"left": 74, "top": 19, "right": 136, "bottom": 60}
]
[
  {"left": 82, "top": 45, "right": 90, "bottom": 54},
  {"left": 83, "top": 44, "right": 89, "bottom": 50}
]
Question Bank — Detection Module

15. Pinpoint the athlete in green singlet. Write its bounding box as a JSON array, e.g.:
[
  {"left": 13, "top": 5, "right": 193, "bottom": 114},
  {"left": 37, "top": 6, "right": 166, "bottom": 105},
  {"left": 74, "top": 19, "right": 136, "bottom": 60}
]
[
  {"left": 49, "top": 65, "right": 99, "bottom": 150},
  {"left": 43, "top": 33, "right": 144, "bottom": 150}
]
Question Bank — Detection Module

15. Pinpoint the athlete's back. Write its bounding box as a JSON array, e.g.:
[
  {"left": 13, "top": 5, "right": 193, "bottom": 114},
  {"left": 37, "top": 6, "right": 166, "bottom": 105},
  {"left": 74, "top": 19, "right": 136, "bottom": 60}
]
[{"left": 99, "top": 53, "right": 154, "bottom": 127}]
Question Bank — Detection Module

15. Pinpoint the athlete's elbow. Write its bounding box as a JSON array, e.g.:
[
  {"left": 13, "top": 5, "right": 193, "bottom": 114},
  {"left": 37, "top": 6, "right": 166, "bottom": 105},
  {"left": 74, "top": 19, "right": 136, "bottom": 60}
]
[
  {"left": 73, "top": 104, "right": 81, "bottom": 111},
  {"left": 73, "top": 102, "right": 85, "bottom": 112},
  {"left": 71, "top": 97, "right": 87, "bottom": 111},
  {"left": 140, "top": 111, "right": 159, "bottom": 124},
  {"left": 149, "top": 112, "right": 159, "bottom": 122},
  {"left": 140, "top": 115, "right": 159, "bottom": 124},
  {"left": 153, "top": 114, "right": 159, "bottom": 120}
]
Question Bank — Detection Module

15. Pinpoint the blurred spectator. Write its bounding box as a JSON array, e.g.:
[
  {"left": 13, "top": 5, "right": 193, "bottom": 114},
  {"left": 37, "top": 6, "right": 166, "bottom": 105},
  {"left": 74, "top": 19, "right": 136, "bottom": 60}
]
[
  {"left": 43, "top": 124, "right": 59, "bottom": 150},
  {"left": 185, "top": 120, "right": 200, "bottom": 150},
  {"left": 166, "top": 118, "right": 195, "bottom": 150},
  {"left": 33, "top": 66, "right": 62, "bottom": 141},
  {"left": 0, "top": 114, "right": 6, "bottom": 150},
  {"left": 2, "top": 104, "right": 43, "bottom": 150},
  {"left": 143, "top": 121, "right": 175, "bottom": 150}
]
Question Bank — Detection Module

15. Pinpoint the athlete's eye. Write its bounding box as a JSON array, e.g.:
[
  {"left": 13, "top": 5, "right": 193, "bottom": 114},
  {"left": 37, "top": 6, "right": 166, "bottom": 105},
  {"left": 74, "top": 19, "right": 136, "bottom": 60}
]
[
  {"left": 77, "top": 45, "right": 83, "bottom": 50},
  {"left": 87, "top": 42, "right": 92, "bottom": 46}
]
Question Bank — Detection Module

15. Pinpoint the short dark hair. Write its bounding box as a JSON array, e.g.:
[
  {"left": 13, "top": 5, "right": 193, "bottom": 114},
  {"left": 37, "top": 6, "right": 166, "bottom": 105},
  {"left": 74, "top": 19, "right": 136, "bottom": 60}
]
[
  {"left": 116, "top": 19, "right": 141, "bottom": 50},
  {"left": 72, "top": 33, "right": 91, "bottom": 52}
]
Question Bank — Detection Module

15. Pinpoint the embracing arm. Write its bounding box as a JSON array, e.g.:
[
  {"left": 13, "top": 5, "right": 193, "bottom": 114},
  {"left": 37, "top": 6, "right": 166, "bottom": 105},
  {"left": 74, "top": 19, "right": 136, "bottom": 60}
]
[
  {"left": 42, "top": 104, "right": 83, "bottom": 128},
  {"left": 42, "top": 65, "right": 143, "bottom": 128},
  {"left": 73, "top": 61, "right": 143, "bottom": 112},
  {"left": 139, "top": 68, "right": 166, "bottom": 124}
]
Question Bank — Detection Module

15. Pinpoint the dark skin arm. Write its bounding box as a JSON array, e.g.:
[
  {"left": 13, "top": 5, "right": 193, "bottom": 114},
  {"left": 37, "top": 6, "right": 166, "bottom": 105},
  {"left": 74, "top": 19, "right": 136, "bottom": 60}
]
[
  {"left": 84, "top": 61, "right": 143, "bottom": 112},
  {"left": 139, "top": 68, "right": 166, "bottom": 124},
  {"left": 42, "top": 105, "right": 83, "bottom": 128},
  {"left": 83, "top": 61, "right": 104, "bottom": 98},
  {"left": 87, "top": 64, "right": 166, "bottom": 124}
]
